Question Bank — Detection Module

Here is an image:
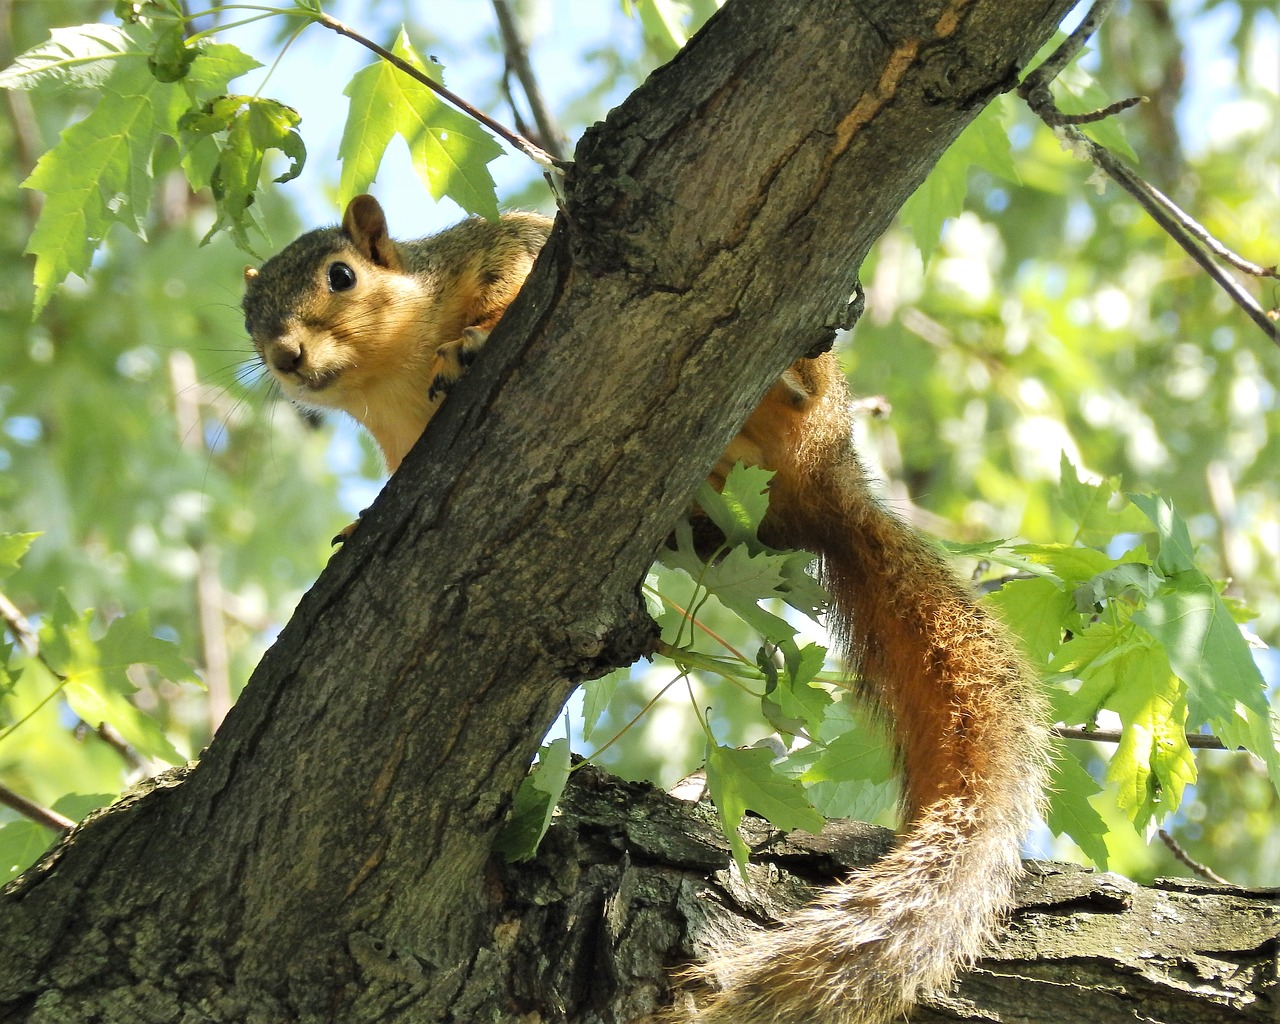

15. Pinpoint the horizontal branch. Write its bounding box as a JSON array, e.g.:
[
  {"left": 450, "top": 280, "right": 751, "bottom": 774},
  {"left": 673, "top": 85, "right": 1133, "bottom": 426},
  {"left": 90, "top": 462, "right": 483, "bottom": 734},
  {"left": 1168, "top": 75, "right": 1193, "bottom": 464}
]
[{"left": 1054, "top": 724, "right": 1229, "bottom": 750}]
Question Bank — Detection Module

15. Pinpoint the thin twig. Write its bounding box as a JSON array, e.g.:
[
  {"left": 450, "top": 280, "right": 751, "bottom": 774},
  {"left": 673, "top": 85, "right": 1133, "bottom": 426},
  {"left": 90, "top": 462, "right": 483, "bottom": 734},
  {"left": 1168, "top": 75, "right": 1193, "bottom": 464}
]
[
  {"left": 1020, "top": 0, "right": 1121, "bottom": 101},
  {"left": 93, "top": 722, "right": 146, "bottom": 773},
  {"left": 1053, "top": 725, "right": 1230, "bottom": 750},
  {"left": 491, "top": 0, "right": 567, "bottom": 163},
  {"left": 315, "top": 12, "right": 564, "bottom": 172},
  {"left": 0, "top": 780, "right": 74, "bottom": 834},
  {"left": 1041, "top": 94, "right": 1145, "bottom": 126},
  {"left": 1158, "top": 828, "right": 1231, "bottom": 885},
  {"left": 0, "top": 589, "right": 38, "bottom": 658},
  {"left": 1016, "top": 0, "right": 1279, "bottom": 345},
  {"left": 1058, "top": 125, "right": 1278, "bottom": 342}
]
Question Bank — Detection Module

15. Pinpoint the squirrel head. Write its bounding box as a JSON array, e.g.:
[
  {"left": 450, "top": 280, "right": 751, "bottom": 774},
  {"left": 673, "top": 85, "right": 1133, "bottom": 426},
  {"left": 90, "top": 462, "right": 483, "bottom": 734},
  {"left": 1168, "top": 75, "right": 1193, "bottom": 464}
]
[
  {"left": 243, "top": 195, "right": 552, "bottom": 472},
  {"left": 241, "top": 194, "right": 438, "bottom": 423}
]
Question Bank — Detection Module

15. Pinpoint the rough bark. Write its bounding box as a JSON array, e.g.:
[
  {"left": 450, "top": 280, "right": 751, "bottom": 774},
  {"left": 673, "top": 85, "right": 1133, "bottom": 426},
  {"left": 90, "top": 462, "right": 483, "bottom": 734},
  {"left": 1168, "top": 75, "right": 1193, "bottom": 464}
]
[
  {"left": 0, "top": 1, "right": 1127, "bottom": 1022},
  {"left": 489, "top": 766, "right": 1280, "bottom": 1024}
]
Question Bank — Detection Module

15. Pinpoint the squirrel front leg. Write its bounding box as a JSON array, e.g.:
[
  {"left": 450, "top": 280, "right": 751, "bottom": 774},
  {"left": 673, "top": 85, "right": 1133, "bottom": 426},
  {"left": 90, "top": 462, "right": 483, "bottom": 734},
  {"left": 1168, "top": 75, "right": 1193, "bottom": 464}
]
[{"left": 427, "top": 327, "right": 490, "bottom": 402}]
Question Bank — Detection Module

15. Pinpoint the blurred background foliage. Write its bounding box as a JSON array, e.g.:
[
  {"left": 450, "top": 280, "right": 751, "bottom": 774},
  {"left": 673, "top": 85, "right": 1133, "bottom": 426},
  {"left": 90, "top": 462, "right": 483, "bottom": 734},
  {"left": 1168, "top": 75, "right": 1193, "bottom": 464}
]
[{"left": 0, "top": 0, "right": 1276, "bottom": 887}]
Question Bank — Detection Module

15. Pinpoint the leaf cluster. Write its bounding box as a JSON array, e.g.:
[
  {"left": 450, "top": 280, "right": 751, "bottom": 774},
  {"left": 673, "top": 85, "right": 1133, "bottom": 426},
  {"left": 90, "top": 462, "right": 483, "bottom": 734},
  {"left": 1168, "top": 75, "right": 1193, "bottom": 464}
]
[
  {"left": 988, "top": 458, "right": 1279, "bottom": 865},
  {"left": 517, "top": 461, "right": 1279, "bottom": 876},
  {"left": 0, "top": 7, "right": 508, "bottom": 312},
  {"left": 0, "top": 533, "right": 200, "bottom": 883}
]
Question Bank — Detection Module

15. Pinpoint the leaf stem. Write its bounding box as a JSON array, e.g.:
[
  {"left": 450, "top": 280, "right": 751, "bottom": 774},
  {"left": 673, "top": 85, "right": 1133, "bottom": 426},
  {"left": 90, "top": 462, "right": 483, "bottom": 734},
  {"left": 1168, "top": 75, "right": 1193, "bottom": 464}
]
[
  {"left": 0, "top": 666, "right": 70, "bottom": 748},
  {"left": 575, "top": 672, "right": 687, "bottom": 766},
  {"left": 647, "top": 581, "right": 753, "bottom": 664},
  {"left": 184, "top": 12, "right": 282, "bottom": 48},
  {"left": 247, "top": 17, "right": 308, "bottom": 101}
]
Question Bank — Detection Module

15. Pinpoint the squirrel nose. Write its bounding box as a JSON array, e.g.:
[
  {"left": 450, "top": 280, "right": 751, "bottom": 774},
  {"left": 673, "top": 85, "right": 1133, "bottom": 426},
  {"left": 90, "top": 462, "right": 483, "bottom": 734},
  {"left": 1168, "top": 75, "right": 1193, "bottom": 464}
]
[{"left": 267, "top": 340, "right": 303, "bottom": 375}]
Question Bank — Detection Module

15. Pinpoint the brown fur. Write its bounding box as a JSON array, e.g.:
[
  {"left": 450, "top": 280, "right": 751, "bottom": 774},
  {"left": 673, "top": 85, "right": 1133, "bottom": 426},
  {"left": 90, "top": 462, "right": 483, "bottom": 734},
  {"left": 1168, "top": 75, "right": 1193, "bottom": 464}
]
[
  {"left": 693, "top": 355, "right": 1049, "bottom": 1022},
  {"left": 243, "top": 197, "right": 1049, "bottom": 1023},
  {"left": 242, "top": 195, "right": 548, "bottom": 472}
]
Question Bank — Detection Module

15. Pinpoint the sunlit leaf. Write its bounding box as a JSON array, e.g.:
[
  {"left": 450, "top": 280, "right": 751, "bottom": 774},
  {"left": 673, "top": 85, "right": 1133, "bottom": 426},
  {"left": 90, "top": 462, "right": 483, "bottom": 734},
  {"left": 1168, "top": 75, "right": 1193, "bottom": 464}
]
[
  {"left": 9, "top": 23, "right": 259, "bottom": 311},
  {"left": 338, "top": 28, "right": 501, "bottom": 218}
]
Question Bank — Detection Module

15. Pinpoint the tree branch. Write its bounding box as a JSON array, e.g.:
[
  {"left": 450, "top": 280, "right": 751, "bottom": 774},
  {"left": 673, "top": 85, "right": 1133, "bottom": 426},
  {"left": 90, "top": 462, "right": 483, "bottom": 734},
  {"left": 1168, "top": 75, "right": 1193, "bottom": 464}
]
[
  {"left": 491, "top": 0, "right": 567, "bottom": 163},
  {"left": 1017, "top": 0, "right": 1279, "bottom": 344},
  {"left": 1053, "top": 724, "right": 1231, "bottom": 751},
  {"left": 0, "top": 4, "right": 1088, "bottom": 1019},
  {"left": 1158, "top": 828, "right": 1232, "bottom": 886},
  {"left": 0, "top": 781, "right": 73, "bottom": 834}
]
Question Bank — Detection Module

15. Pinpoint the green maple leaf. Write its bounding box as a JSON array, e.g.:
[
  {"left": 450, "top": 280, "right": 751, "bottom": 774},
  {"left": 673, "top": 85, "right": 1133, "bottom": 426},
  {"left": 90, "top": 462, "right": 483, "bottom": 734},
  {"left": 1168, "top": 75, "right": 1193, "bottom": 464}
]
[
  {"left": 1102, "top": 636, "right": 1197, "bottom": 828},
  {"left": 1129, "top": 492, "right": 1197, "bottom": 576},
  {"left": 694, "top": 464, "right": 775, "bottom": 549},
  {"left": 701, "top": 545, "right": 799, "bottom": 643},
  {"left": 1049, "top": 456, "right": 1152, "bottom": 543},
  {"left": 1052, "top": 619, "right": 1197, "bottom": 828},
  {"left": 1052, "top": 622, "right": 1130, "bottom": 723},
  {"left": 899, "top": 96, "right": 1018, "bottom": 262},
  {"left": 2, "top": 23, "right": 260, "bottom": 312},
  {"left": 1045, "top": 752, "right": 1109, "bottom": 868},
  {"left": 179, "top": 94, "right": 305, "bottom": 248},
  {"left": 494, "top": 737, "right": 572, "bottom": 861},
  {"left": 705, "top": 742, "right": 823, "bottom": 870},
  {"left": 580, "top": 671, "right": 622, "bottom": 742},
  {"left": 1136, "top": 575, "right": 1280, "bottom": 788},
  {"left": 800, "top": 725, "right": 895, "bottom": 790},
  {"left": 985, "top": 575, "right": 1075, "bottom": 665},
  {"left": 763, "top": 640, "right": 830, "bottom": 734},
  {"left": 338, "top": 28, "right": 502, "bottom": 218},
  {"left": 660, "top": 481, "right": 826, "bottom": 647},
  {"left": 1054, "top": 455, "right": 1151, "bottom": 543},
  {"left": 1127, "top": 493, "right": 1279, "bottom": 788},
  {"left": 38, "top": 594, "right": 196, "bottom": 765},
  {"left": 0, "top": 533, "right": 40, "bottom": 581},
  {"left": 0, "top": 23, "right": 135, "bottom": 90}
]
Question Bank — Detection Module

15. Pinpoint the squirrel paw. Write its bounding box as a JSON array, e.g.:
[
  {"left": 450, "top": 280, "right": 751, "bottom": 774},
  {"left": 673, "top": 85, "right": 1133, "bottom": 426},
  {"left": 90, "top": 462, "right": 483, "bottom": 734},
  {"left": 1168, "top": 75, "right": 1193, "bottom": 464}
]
[
  {"left": 331, "top": 511, "right": 368, "bottom": 546},
  {"left": 427, "top": 327, "right": 489, "bottom": 401}
]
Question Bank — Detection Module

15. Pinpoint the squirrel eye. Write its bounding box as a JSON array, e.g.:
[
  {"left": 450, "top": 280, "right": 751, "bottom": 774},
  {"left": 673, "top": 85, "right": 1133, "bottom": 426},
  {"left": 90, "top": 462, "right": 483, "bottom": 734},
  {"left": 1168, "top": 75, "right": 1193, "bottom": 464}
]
[{"left": 327, "top": 261, "right": 357, "bottom": 292}]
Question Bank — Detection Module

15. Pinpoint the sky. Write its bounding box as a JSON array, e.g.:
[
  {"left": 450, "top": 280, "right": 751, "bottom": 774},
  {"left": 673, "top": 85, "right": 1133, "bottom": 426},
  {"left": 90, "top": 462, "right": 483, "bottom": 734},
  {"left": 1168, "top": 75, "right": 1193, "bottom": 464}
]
[{"left": 235, "top": 2, "right": 644, "bottom": 236}]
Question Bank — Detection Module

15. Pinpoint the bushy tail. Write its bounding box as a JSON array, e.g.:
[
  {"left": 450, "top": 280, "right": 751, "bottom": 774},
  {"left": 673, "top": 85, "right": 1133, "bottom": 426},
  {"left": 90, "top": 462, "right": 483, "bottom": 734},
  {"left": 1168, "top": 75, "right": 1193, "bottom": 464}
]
[{"left": 686, "top": 369, "right": 1050, "bottom": 1024}]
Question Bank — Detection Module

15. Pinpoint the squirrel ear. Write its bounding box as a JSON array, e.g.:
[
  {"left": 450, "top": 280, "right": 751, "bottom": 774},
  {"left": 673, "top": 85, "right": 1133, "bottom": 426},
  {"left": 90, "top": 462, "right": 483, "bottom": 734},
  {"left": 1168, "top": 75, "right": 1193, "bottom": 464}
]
[
  {"left": 243, "top": 266, "right": 259, "bottom": 284},
  {"left": 342, "top": 194, "right": 403, "bottom": 271}
]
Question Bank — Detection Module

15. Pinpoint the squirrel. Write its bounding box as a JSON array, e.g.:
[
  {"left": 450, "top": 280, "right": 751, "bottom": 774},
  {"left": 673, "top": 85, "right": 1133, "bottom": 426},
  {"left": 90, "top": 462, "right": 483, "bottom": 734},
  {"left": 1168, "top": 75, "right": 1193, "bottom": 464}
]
[
  {"left": 242, "top": 194, "right": 549, "bottom": 475},
  {"left": 242, "top": 194, "right": 1049, "bottom": 1024}
]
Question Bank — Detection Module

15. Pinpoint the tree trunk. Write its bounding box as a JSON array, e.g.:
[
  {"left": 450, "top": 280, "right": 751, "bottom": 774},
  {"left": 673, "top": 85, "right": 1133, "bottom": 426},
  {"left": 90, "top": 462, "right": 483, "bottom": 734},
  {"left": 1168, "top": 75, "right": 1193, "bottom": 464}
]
[{"left": 0, "top": 2, "right": 1133, "bottom": 1021}]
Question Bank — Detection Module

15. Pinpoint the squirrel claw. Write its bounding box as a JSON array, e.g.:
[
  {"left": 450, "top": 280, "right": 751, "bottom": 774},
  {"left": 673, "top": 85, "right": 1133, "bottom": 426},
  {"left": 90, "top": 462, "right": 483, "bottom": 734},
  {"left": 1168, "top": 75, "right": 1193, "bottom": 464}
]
[{"left": 332, "top": 517, "right": 362, "bottom": 546}]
